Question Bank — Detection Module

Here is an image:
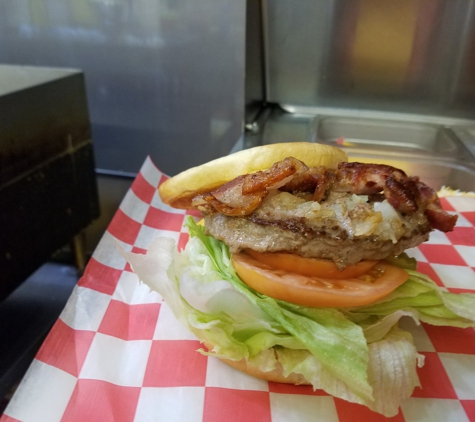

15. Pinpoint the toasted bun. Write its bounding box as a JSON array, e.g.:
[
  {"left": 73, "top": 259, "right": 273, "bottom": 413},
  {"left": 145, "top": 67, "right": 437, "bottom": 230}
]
[
  {"left": 159, "top": 142, "right": 347, "bottom": 209},
  {"left": 218, "top": 355, "right": 310, "bottom": 385},
  {"left": 203, "top": 342, "right": 310, "bottom": 385}
]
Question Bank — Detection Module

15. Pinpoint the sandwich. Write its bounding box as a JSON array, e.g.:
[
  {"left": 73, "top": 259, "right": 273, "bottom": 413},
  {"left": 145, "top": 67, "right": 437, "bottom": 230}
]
[{"left": 123, "top": 142, "right": 475, "bottom": 416}]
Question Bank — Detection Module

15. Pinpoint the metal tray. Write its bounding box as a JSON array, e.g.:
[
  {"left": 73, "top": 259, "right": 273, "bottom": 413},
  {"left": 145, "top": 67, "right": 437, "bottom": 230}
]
[
  {"left": 245, "top": 109, "right": 475, "bottom": 192},
  {"left": 312, "top": 117, "right": 463, "bottom": 158}
]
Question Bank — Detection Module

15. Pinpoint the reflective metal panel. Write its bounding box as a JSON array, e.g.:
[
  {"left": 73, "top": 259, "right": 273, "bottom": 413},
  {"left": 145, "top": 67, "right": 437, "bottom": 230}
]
[
  {"left": 245, "top": 107, "right": 475, "bottom": 192},
  {"left": 0, "top": 0, "right": 246, "bottom": 175},
  {"left": 265, "top": 0, "right": 475, "bottom": 120}
]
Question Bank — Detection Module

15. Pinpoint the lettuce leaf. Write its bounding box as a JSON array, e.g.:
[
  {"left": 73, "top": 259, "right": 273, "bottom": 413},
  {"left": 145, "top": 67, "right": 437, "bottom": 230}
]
[
  {"left": 348, "top": 270, "right": 475, "bottom": 328},
  {"left": 185, "top": 218, "right": 374, "bottom": 402},
  {"left": 121, "top": 217, "right": 475, "bottom": 417}
]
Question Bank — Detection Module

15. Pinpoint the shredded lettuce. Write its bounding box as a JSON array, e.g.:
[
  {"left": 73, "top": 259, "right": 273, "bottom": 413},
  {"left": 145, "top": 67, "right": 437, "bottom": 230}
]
[{"left": 121, "top": 217, "right": 475, "bottom": 417}]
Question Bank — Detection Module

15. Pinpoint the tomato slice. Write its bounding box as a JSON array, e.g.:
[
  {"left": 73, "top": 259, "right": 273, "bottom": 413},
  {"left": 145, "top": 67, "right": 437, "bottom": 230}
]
[
  {"left": 245, "top": 250, "right": 378, "bottom": 280},
  {"left": 231, "top": 253, "right": 408, "bottom": 307}
]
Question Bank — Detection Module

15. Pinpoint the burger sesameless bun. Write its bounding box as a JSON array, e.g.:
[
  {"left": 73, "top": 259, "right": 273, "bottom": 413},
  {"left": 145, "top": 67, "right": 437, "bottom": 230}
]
[
  {"left": 159, "top": 143, "right": 348, "bottom": 209},
  {"left": 219, "top": 357, "right": 310, "bottom": 385},
  {"left": 203, "top": 342, "right": 310, "bottom": 385},
  {"left": 161, "top": 143, "right": 347, "bottom": 384}
]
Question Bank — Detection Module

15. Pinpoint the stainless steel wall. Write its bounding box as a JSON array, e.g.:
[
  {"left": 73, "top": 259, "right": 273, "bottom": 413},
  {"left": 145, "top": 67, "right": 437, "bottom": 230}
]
[
  {"left": 0, "top": 0, "right": 246, "bottom": 176},
  {"left": 264, "top": 0, "right": 475, "bottom": 121}
]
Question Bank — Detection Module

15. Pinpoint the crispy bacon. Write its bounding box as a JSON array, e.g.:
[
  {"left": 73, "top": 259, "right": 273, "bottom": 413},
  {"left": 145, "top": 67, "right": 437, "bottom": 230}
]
[
  {"left": 192, "top": 158, "right": 458, "bottom": 232},
  {"left": 196, "top": 191, "right": 267, "bottom": 216},
  {"left": 335, "top": 162, "right": 407, "bottom": 195},
  {"left": 384, "top": 176, "right": 419, "bottom": 214},
  {"left": 241, "top": 157, "right": 306, "bottom": 194},
  {"left": 334, "top": 162, "right": 457, "bottom": 231},
  {"left": 192, "top": 157, "right": 305, "bottom": 216},
  {"left": 192, "top": 178, "right": 268, "bottom": 216},
  {"left": 279, "top": 166, "right": 336, "bottom": 202},
  {"left": 415, "top": 180, "right": 458, "bottom": 231},
  {"left": 335, "top": 162, "right": 420, "bottom": 213}
]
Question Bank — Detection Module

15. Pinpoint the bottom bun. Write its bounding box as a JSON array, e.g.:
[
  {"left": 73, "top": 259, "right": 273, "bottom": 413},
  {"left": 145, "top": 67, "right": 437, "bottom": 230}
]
[
  {"left": 204, "top": 342, "right": 310, "bottom": 385},
  {"left": 219, "top": 356, "right": 311, "bottom": 385}
]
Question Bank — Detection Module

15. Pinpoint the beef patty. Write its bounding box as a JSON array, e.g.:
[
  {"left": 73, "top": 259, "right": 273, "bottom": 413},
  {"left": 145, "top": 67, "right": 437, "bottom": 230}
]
[{"left": 204, "top": 191, "right": 432, "bottom": 269}]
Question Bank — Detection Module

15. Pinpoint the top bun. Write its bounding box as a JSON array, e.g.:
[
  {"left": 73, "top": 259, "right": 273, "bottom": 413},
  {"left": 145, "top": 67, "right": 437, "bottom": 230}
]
[{"left": 159, "top": 142, "right": 348, "bottom": 209}]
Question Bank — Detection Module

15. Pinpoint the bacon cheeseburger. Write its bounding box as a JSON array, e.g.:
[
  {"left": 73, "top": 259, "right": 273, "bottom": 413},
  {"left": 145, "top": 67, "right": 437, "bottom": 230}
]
[{"left": 124, "top": 143, "right": 475, "bottom": 416}]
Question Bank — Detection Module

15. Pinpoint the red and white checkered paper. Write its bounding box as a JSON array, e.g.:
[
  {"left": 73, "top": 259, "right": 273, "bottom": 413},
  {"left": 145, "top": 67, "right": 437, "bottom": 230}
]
[{"left": 3, "top": 156, "right": 475, "bottom": 422}]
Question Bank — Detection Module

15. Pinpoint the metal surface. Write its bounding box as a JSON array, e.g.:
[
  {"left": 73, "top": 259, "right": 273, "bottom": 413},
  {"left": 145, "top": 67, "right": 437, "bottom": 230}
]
[
  {"left": 245, "top": 107, "right": 475, "bottom": 192},
  {"left": 312, "top": 117, "right": 468, "bottom": 158},
  {"left": 245, "top": 0, "right": 266, "bottom": 126},
  {"left": 0, "top": 0, "right": 246, "bottom": 176},
  {"left": 0, "top": 65, "right": 92, "bottom": 186},
  {"left": 263, "top": 0, "right": 475, "bottom": 121},
  {"left": 245, "top": 0, "right": 475, "bottom": 192},
  {"left": 0, "top": 65, "right": 100, "bottom": 301}
]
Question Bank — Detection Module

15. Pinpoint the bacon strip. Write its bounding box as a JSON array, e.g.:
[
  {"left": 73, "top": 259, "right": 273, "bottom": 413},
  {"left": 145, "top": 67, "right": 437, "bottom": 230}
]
[
  {"left": 415, "top": 180, "right": 458, "bottom": 231},
  {"left": 335, "top": 162, "right": 457, "bottom": 232},
  {"left": 241, "top": 157, "right": 306, "bottom": 194},
  {"left": 279, "top": 166, "right": 335, "bottom": 202},
  {"left": 192, "top": 157, "right": 305, "bottom": 216},
  {"left": 192, "top": 158, "right": 458, "bottom": 232}
]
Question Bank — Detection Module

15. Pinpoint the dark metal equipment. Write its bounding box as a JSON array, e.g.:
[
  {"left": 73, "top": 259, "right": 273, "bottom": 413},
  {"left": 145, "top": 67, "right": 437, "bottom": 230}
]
[{"left": 0, "top": 65, "right": 100, "bottom": 301}]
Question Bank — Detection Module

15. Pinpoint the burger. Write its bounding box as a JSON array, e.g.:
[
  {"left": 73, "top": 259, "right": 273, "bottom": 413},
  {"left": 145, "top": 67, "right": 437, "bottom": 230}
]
[{"left": 124, "top": 142, "right": 475, "bottom": 417}]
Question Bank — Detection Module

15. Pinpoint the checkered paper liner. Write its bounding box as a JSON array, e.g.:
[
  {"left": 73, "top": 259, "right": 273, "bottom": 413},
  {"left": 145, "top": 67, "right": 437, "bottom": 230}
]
[{"left": 2, "top": 156, "right": 475, "bottom": 422}]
